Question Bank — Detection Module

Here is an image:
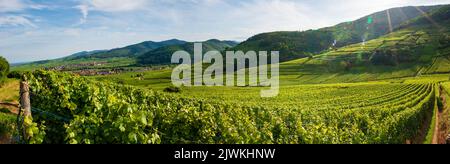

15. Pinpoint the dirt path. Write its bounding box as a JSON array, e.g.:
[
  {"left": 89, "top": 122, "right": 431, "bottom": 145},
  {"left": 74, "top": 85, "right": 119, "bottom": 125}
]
[
  {"left": 434, "top": 86, "right": 449, "bottom": 144},
  {"left": 0, "top": 79, "right": 20, "bottom": 115},
  {"left": 432, "top": 102, "right": 440, "bottom": 144},
  {"left": 0, "top": 134, "right": 13, "bottom": 144},
  {"left": 0, "top": 102, "right": 19, "bottom": 114}
]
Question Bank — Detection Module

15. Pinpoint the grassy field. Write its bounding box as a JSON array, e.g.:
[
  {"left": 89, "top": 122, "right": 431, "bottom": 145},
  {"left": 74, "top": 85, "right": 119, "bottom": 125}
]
[
  {"left": 92, "top": 72, "right": 449, "bottom": 108},
  {"left": 12, "top": 57, "right": 136, "bottom": 72},
  {"left": 442, "top": 82, "right": 450, "bottom": 137},
  {"left": 0, "top": 79, "right": 20, "bottom": 104},
  {"left": 0, "top": 79, "right": 19, "bottom": 144},
  {"left": 91, "top": 68, "right": 174, "bottom": 90}
]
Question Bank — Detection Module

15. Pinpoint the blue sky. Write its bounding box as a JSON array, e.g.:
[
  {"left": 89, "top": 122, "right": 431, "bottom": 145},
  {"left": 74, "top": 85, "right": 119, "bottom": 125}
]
[{"left": 1, "top": 0, "right": 450, "bottom": 63}]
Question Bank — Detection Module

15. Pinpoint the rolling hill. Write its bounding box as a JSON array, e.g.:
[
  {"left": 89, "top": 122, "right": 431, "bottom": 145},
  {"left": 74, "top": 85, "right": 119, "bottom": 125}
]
[
  {"left": 64, "top": 50, "right": 108, "bottom": 60},
  {"left": 231, "top": 5, "right": 446, "bottom": 62},
  {"left": 72, "top": 39, "right": 188, "bottom": 59},
  {"left": 137, "top": 39, "right": 238, "bottom": 65},
  {"left": 12, "top": 39, "right": 237, "bottom": 71},
  {"left": 277, "top": 5, "right": 450, "bottom": 85}
]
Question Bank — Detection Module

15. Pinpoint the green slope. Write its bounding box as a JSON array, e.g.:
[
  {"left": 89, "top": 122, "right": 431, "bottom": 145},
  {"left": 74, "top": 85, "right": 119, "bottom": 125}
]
[
  {"left": 63, "top": 50, "right": 108, "bottom": 60},
  {"left": 232, "top": 5, "right": 445, "bottom": 62},
  {"left": 12, "top": 39, "right": 237, "bottom": 71},
  {"left": 278, "top": 10, "right": 450, "bottom": 85},
  {"left": 11, "top": 57, "right": 136, "bottom": 72},
  {"left": 75, "top": 39, "right": 188, "bottom": 59},
  {"left": 137, "top": 39, "right": 238, "bottom": 65},
  {"left": 11, "top": 39, "right": 187, "bottom": 70}
]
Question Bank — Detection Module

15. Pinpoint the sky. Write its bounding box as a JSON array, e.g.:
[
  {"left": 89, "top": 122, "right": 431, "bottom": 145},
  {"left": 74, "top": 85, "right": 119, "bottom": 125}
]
[{"left": 1, "top": 0, "right": 450, "bottom": 63}]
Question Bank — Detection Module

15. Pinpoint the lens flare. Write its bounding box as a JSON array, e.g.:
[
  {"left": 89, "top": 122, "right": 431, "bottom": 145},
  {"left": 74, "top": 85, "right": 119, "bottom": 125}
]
[
  {"left": 367, "top": 16, "right": 373, "bottom": 24},
  {"left": 414, "top": 6, "right": 442, "bottom": 30},
  {"left": 386, "top": 9, "right": 393, "bottom": 33}
]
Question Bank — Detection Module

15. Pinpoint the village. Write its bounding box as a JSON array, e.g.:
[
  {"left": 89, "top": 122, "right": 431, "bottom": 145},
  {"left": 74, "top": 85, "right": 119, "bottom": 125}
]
[{"left": 43, "top": 61, "right": 170, "bottom": 76}]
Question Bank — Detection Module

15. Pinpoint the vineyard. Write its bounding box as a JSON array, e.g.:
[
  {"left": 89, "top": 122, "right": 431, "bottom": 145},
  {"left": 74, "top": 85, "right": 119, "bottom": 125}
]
[
  {"left": 443, "top": 82, "right": 450, "bottom": 94},
  {"left": 22, "top": 70, "right": 440, "bottom": 144},
  {"left": 442, "top": 82, "right": 450, "bottom": 141}
]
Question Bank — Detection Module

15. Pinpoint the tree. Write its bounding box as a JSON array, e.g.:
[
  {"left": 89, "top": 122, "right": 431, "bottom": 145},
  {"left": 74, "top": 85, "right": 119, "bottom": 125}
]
[
  {"left": 0, "top": 56, "right": 10, "bottom": 79},
  {"left": 369, "top": 50, "right": 398, "bottom": 66},
  {"left": 7, "top": 71, "right": 22, "bottom": 79}
]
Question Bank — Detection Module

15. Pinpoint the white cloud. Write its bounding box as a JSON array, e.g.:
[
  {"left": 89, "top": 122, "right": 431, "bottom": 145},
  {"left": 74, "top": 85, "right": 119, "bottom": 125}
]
[
  {"left": 75, "top": 5, "right": 89, "bottom": 24},
  {"left": 0, "top": 15, "right": 36, "bottom": 28},
  {"left": 229, "top": 0, "right": 314, "bottom": 32},
  {"left": 156, "top": 0, "right": 318, "bottom": 41},
  {"left": 89, "top": 0, "right": 149, "bottom": 12},
  {"left": 0, "top": 0, "right": 51, "bottom": 12},
  {"left": 73, "top": 0, "right": 150, "bottom": 25},
  {"left": 28, "top": 3, "right": 51, "bottom": 10},
  {"left": 0, "top": 0, "right": 25, "bottom": 12},
  {"left": 305, "top": 0, "right": 450, "bottom": 27}
]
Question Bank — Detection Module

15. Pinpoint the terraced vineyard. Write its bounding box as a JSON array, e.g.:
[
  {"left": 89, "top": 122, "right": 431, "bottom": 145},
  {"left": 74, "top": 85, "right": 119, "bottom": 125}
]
[
  {"left": 279, "top": 23, "right": 450, "bottom": 85},
  {"left": 22, "top": 70, "right": 438, "bottom": 144}
]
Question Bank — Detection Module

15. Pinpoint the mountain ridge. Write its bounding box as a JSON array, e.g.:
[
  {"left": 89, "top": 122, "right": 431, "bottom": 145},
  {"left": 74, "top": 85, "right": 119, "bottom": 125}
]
[
  {"left": 231, "top": 5, "right": 446, "bottom": 62},
  {"left": 71, "top": 39, "right": 188, "bottom": 59},
  {"left": 137, "top": 39, "right": 239, "bottom": 65}
]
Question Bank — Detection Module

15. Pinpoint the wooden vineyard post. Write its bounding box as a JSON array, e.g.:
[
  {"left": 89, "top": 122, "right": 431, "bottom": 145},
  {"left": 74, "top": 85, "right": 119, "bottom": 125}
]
[
  {"left": 20, "top": 76, "right": 31, "bottom": 117},
  {"left": 20, "top": 75, "right": 32, "bottom": 140}
]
